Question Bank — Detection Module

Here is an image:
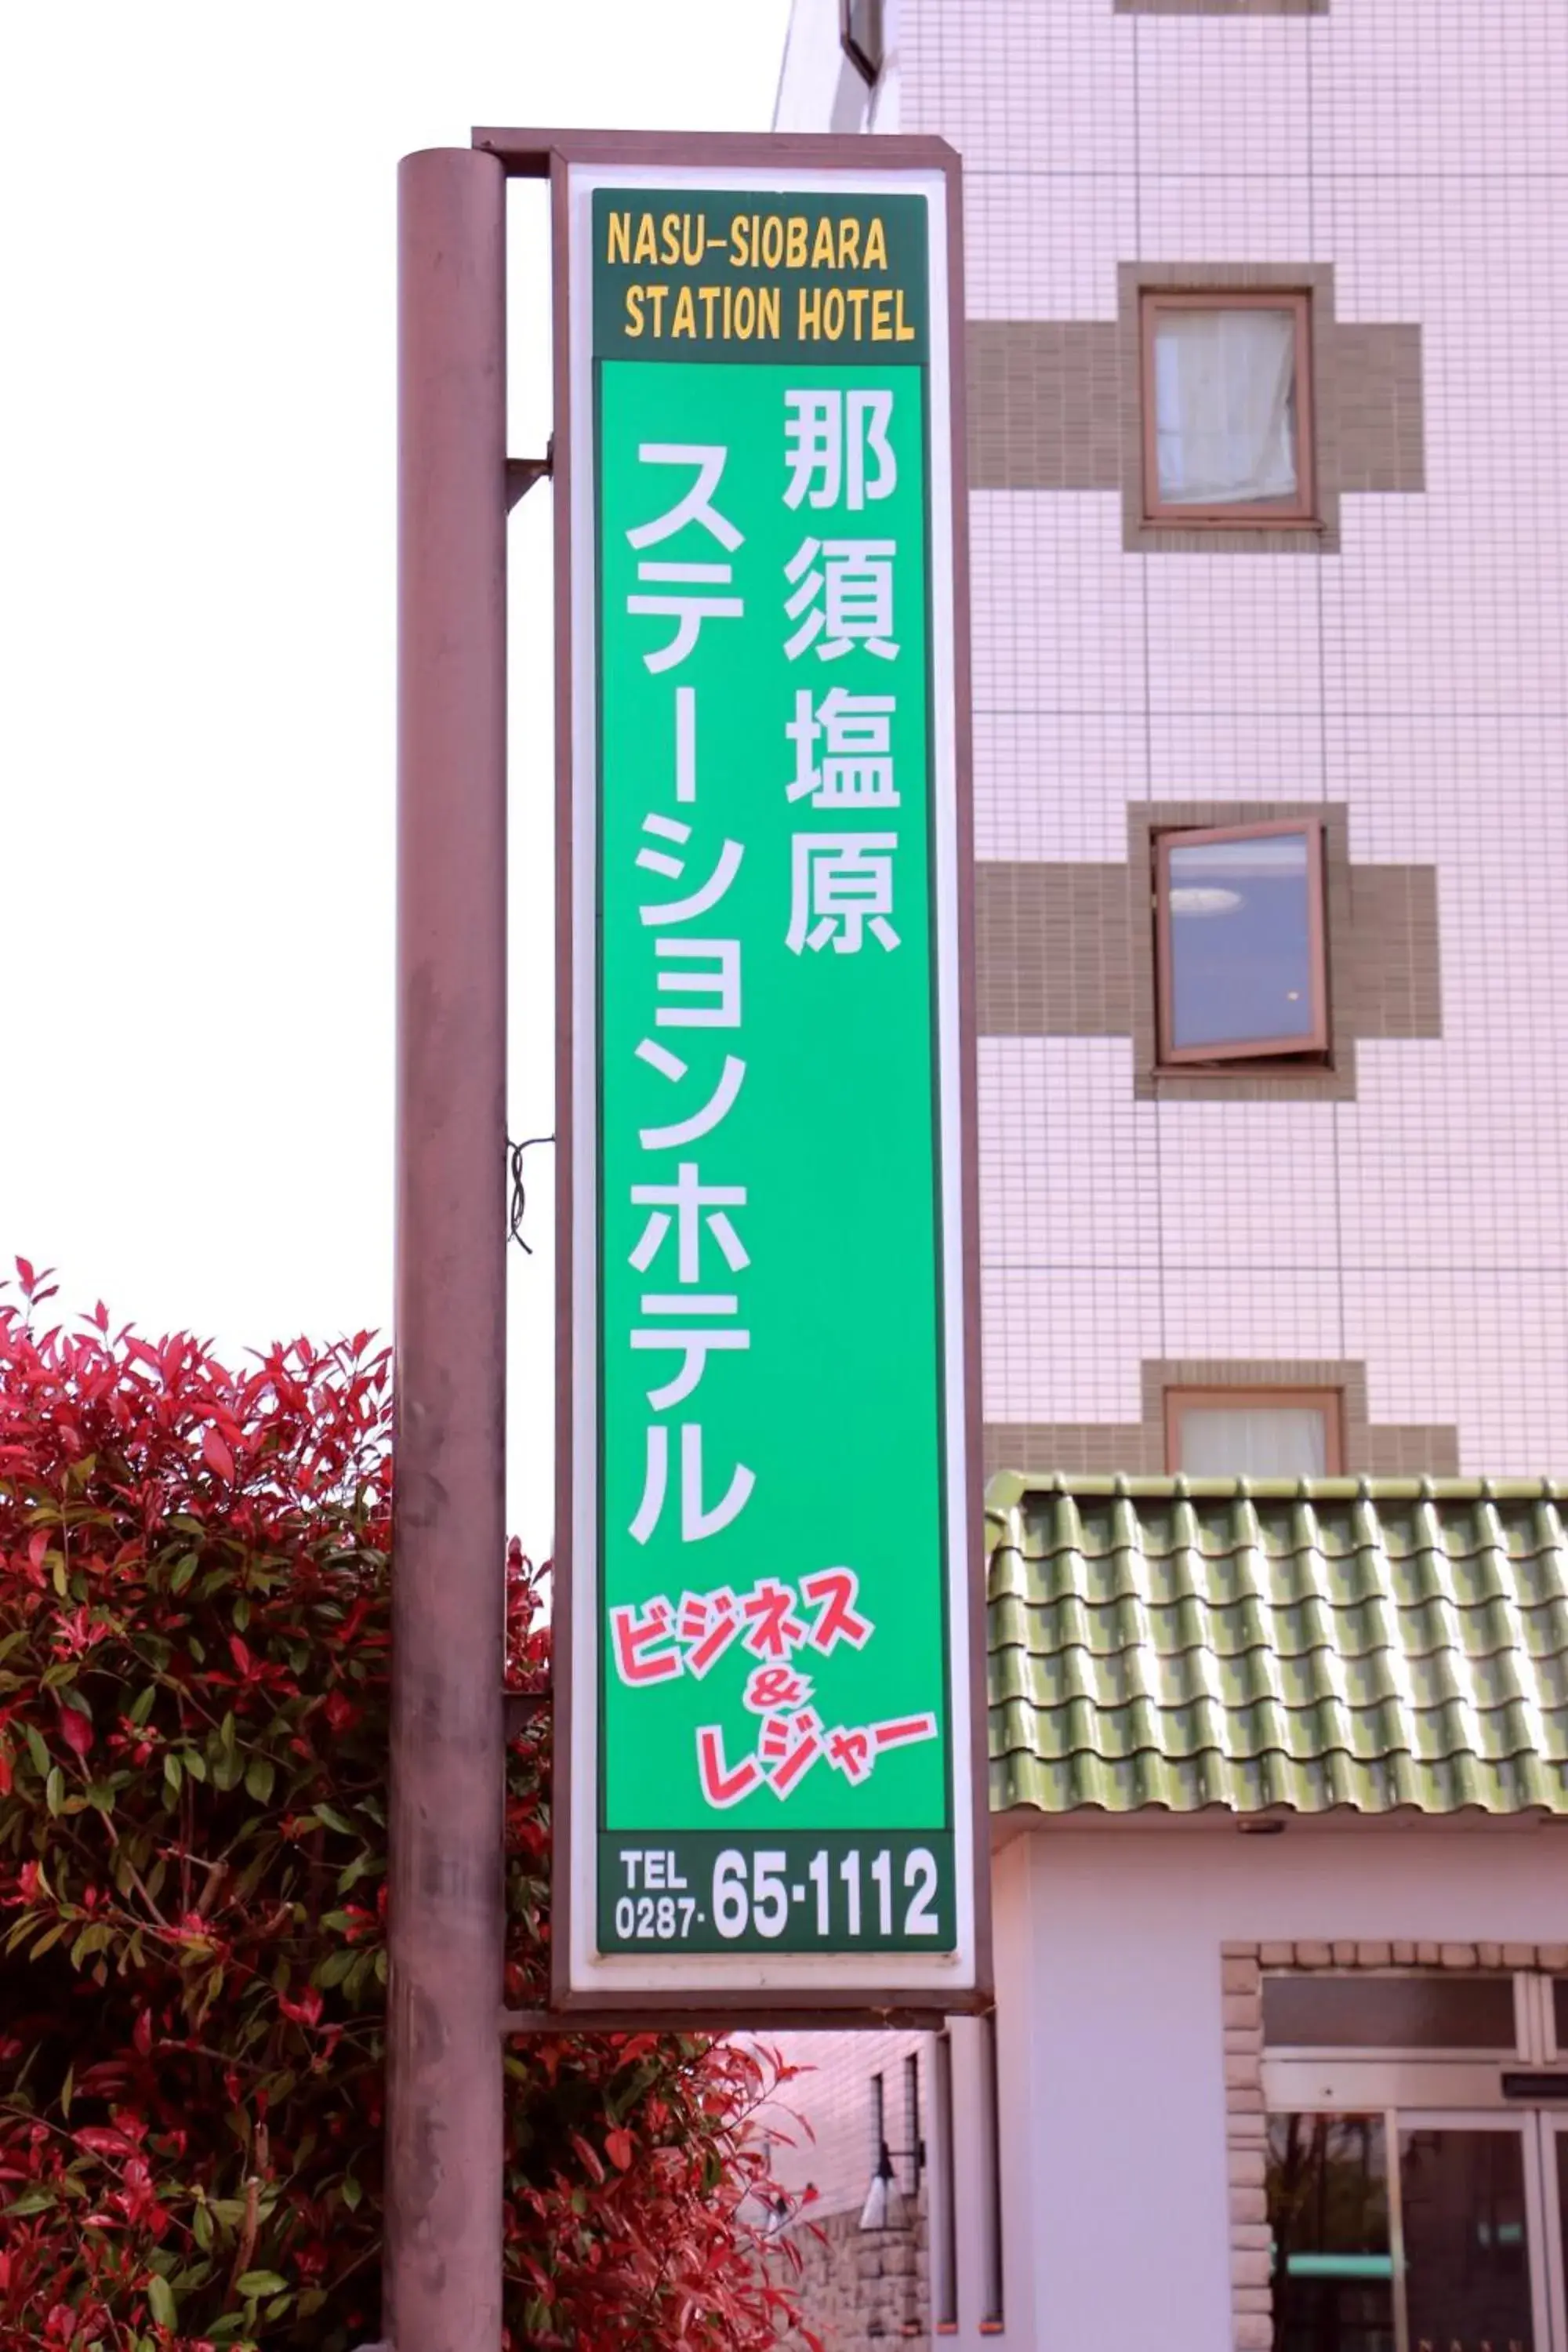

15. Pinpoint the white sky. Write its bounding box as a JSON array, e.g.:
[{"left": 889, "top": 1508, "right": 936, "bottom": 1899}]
[{"left": 0, "top": 1, "right": 792, "bottom": 1558}]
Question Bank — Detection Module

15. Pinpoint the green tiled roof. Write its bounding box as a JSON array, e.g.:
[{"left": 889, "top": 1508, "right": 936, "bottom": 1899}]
[{"left": 985, "top": 1475, "right": 1568, "bottom": 1817}]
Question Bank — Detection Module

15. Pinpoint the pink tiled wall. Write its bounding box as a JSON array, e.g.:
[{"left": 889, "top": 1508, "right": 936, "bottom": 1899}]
[
  {"left": 910, "top": 0, "right": 1568, "bottom": 1470},
  {"left": 771, "top": 0, "right": 1568, "bottom": 2225}
]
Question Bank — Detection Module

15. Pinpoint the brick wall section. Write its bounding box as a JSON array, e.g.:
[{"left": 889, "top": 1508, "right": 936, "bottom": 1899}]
[
  {"left": 1220, "top": 1940, "right": 1568, "bottom": 2352},
  {"left": 775, "top": 2198, "right": 931, "bottom": 2351},
  {"left": 973, "top": 804, "right": 1442, "bottom": 1105},
  {"left": 984, "top": 1355, "right": 1461, "bottom": 1479},
  {"left": 1115, "top": 0, "right": 1327, "bottom": 15},
  {"left": 965, "top": 271, "right": 1422, "bottom": 554},
  {"left": 965, "top": 322, "right": 1120, "bottom": 492}
]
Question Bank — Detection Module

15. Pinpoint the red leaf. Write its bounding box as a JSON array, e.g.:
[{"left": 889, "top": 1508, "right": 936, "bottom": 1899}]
[
  {"left": 605, "top": 2128, "right": 634, "bottom": 2172},
  {"left": 202, "top": 1425, "right": 234, "bottom": 1481},
  {"left": 59, "top": 1708, "right": 92, "bottom": 1759}
]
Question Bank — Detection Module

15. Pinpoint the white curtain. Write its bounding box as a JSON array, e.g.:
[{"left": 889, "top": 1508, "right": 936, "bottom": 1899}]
[
  {"left": 1153, "top": 307, "right": 1298, "bottom": 506},
  {"left": 1177, "top": 1405, "right": 1328, "bottom": 1477}
]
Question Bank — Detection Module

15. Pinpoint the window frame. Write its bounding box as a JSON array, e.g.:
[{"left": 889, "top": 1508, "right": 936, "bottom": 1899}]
[
  {"left": 840, "top": 0, "right": 884, "bottom": 85},
  {"left": 1153, "top": 816, "right": 1330, "bottom": 1066},
  {"left": 1140, "top": 289, "right": 1317, "bottom": 528},
  {"left": 1165, "top": 1385, "right": 1345, "bottom": 1477}
]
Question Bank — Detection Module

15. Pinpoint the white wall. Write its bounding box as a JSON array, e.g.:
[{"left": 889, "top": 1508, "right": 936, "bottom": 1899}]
[{"left": 993, "top": 1821, "right": 1568, "bottom": 2352}]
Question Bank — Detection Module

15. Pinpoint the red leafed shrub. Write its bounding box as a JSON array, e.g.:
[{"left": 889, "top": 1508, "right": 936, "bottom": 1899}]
[{"left": 0, "top": 1264, "right": 810, "bottom": 2352}]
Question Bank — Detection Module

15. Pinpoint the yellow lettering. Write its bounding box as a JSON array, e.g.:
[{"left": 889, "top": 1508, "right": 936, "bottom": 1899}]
[
  {"left": 646, "top": 283, "right": 670, "bottom": 336},
  {"left": 671, "top": 285, "right": 697, "bottom": 338},
  {"left": 872, "top": 289, "right": 893, "bottom": 339},
  {"left": 608, "top": 212, "right": 631, "bottom": 266},
  {"left": 722, "top": 281, "right": 734, "bottom": 337},
  {"left": 798, "top": 285, "right": 822, "bottom": 339},
  {"left": 731, "top": 215, "right": 750, "bottom": 268},
  {"left": 838, "top": 217, "right": 862, "bottom": 270},
  {"left": 623, "top": 285, "right": 644, "bottom": 337},
  {"left": 734, "top": 285, "right": 756, "bottom": 339},
  {"left": 811, "top": 215, "right": 837, "bottom": 269},
  {"left": 786, "top": 216, "right": 808, "bottom": 267},
  {"left": 699, "top": 284, "right": 721, "bottom": 337},
  {"left": 863, "top": 216, "right": 887, "bottom": 270},
  {"left": 847, "top": 286, "right": 869, "bottom": 338},
  {"left": 761, "top": 216, "right": 783, "bottom": 268},
  {"left": 757, "top": 285, "right": 781, "bottom": 339},
  {"left": 895, "top": 287, "right": 915, "bottom": 341},
  {"left": 633, "top": 212, "right": 657, "bottom": 265},
  {"left": 822, "top": 286, "right": 845, "bottom": 340},
  {"left": 660, "top": 212, "right": 681, "bottom": 264},
  {"left": 681, "top": 214, "right": 705, "bottom": 266}
]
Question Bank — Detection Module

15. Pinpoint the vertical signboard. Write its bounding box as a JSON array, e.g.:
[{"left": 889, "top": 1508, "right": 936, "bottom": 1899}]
[{"left": 557, "top": 147, "right": 983, "bottom": 2009}]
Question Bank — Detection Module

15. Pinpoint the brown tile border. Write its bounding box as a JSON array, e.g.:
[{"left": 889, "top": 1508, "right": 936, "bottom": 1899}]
[
  {"left": 1221, "top": 1943, "right": 1568, "bottom": 2351},
  {"left": 974, "top": 804, "right": 1442, "bottom": 1104},
  {"left": 965, "top": 268, "right": 1423, "bottom": 554},
  {"left": 983, "top": 1359, "right": 1461, "bottom": 1481},
  {"left": 1116, "top": 0, "right": 1327, "bottom": 15},
  {"left": 967, "top": 321, "right": 1120, "bottom": 494}
]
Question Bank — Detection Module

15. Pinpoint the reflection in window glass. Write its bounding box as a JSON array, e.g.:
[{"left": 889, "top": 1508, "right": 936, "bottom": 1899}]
[
  {"left": 1263, "top": 1975, "right": 1519, "bottom": 2053},
  {"left": 1554, "top": 1978, "right": 1567, "bottom": 2051},
  {"left": 1176, "top": 1403, "right": 1328, "bottom": 1477},
  {"left": 1161, "top": 829, "right": 1321, "bottom": 1057},
  {"left": 1152, "top": 305, "right": 1300, "bottom": 508},
  {"left": 1268, "top": 2114, "right": 1394, "bottom": 2352},
  {"left": 1400, "top": 2129, "right": 1534, "bottom": 2352}
]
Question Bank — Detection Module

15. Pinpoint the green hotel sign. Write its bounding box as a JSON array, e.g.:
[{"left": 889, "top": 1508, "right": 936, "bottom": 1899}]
[{"left": 557, "top": 149, "right": 985, "bottom": 2012}]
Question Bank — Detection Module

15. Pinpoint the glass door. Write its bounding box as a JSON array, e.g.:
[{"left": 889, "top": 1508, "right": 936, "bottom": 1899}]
[
  {"left": 1267, "top": 2114, "right": 1568, "bottom": 2352},
  {"left": 1545, "top": 2125, "right": 1568, "bottom": 2352},
  {"left": 1397, "top": 2114, "right": 1555, "bottom": 2352}
]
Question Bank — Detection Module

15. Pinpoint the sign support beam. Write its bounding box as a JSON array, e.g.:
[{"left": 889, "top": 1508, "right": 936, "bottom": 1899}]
[{"left": 389, "top": 143, "right": 508, "bottom": 2352}]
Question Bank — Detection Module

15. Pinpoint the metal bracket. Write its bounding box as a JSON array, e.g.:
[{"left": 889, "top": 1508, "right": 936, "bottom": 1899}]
[{"left": 505, "top": 442, "right": 553, "bottom": 510}]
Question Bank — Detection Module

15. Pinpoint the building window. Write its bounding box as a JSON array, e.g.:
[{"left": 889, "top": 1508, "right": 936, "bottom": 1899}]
[
  {"left": 1167, "top": 1387, "right": 1343, "bottom": 1476},
  {"left": 1154, "top": 820, "right": 1329, "bottom": 1065},
  {"left": 841, "top": 0, "right": 884, "bottom": 82},
  {"left": 1142, "top": 292, "right": 1315, "bottom": 525}
]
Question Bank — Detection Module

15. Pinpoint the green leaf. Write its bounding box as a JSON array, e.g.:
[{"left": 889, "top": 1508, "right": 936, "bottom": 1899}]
[
  {"left": 192, "top": 2201, "right": 214, "bottom": 2250},
  {"left": 340, "top": 2173, "right": 362, "bottom": 2211},
  {"left": 45, "top": 1766, "right": 64, "bottom": 1816},
  {"left": 183, "top": 1747, "right": 208, "bottom": 1782},
  {"left": 170, "top": 1552, "right": 200, "bottom": 1593},
  {"left": 2, "top": 2188, "right": 56, "bottom": 2216},
  {"left": 244, "top": 1754, "right": 275, "bottom": 1803},
  {"left": 236, "top": 2270, "right": 288, "bottom": 2296},
  {"left": 147, "top": 2274, "right": 176, "bottom": 2328},
  {"left": 163, "top": 1749, "right": 183, "bottom": 1796},
  {"left": 311, "top": 1803, "right": 353, "bottom": 1836},
  {"left": 24, "top": 1722, "right": 50, "bottom": 1779},
  {"left": 128, "top": 1682, "right": 158, "bottom": 1727}
]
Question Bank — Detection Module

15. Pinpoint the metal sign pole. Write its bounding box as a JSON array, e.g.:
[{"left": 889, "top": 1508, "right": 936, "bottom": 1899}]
[{"left": 388, "top": 144, "right": 509, "bottom": 2352}]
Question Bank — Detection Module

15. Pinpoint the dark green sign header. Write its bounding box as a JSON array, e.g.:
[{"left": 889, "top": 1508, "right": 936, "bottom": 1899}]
[{"left": 591, "top": 188, "right": 930, "bottom": 365}]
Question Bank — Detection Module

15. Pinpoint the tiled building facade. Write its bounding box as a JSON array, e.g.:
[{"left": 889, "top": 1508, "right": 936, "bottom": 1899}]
[{"left": 769, "top": 1, "right": 1568, "bottom": 2344}]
